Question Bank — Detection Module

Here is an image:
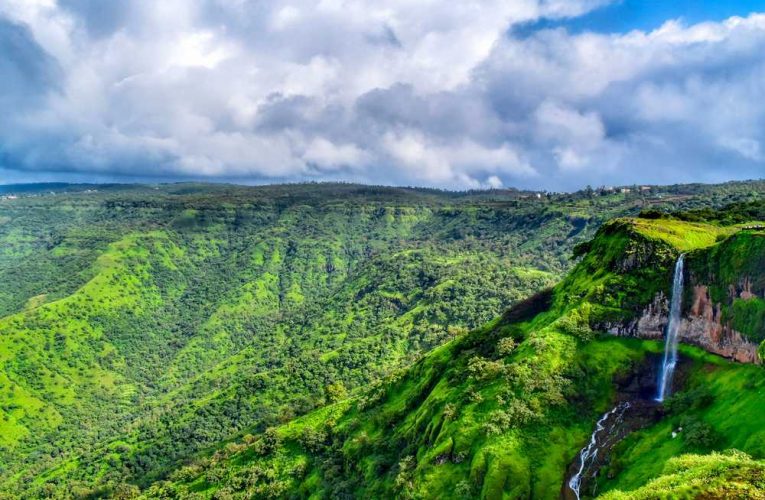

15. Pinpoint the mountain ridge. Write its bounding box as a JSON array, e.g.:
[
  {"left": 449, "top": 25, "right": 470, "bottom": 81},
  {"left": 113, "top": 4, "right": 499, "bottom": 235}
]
[
  {"left": 1, "top": 183, "right": 764, "bottom": 498},
  {"left": 138, "top": 202, "right": 765, "bottom": 499}
]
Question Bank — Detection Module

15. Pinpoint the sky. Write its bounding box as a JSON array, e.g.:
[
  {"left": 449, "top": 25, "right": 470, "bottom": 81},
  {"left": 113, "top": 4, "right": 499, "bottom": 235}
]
[{"left": 1, "top": 0, "right": 764, "bottom": 190}]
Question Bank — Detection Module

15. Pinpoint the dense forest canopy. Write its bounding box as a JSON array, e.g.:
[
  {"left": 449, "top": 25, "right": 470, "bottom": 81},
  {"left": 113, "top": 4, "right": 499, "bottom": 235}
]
[
  {"left": 139, "top": 195, "right": 765, "bottom": 499},
  {"left": 0, "top": 180, "right": 763, "bottom": 498}
]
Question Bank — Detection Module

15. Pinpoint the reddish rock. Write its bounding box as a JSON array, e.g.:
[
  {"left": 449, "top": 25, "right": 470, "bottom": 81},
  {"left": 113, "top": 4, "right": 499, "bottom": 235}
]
[
  {"left": 740, "top": 276, "right": 757, "bottom": 300},
  {"left": 611, "top": 286, "right": 760, "bottom": 365}
]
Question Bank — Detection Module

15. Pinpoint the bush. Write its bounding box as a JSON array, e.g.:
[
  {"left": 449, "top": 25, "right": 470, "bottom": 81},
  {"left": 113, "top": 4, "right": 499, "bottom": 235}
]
[
  {"left": 555, "top": 306, "right": 593, "bottom": 340},
  {"left": 299, "top": 427, "right": 328, "bottom": 453},
  {"left": 467, "top": 355, "right": 503, "bottom": 381},
  {"left": 454, "top": 480, "right": 474, "bottom": 498},
  {"left": 496, "top": 337, "right": 516, "bottom": 357},
  {"left": 638, "top": 209, "right": 669, "bottom": 220},
  {"left": 442, "top": 403, "right": 457, "bottom": 421},
  {"left": 665, "top": 386, "right": 715, "bottom": 414},
  {"left": 325, "top": 382, "right": 348, "bottom": 403},
  {"left": 680, "top": 417, "right": 719, "bottom": 449},
  {"left": 252, "top": 427, "right": 281, "bottom": 456}
]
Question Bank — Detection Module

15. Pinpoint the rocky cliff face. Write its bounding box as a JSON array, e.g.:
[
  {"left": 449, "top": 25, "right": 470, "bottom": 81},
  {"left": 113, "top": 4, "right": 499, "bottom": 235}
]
[{"left": 607, "top": 285, "right": 761, "bottom": 364}]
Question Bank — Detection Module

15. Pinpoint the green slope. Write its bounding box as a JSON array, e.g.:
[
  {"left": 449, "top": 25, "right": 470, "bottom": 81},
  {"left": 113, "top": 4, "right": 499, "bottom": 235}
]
[
  {"left": 147, "top": 203, "right": 765, "bottom": 499},
  {"left": 602, "top": 451, "right": 765, "bottom": 499},
  {"left": 598, "top": 345, "right": 765, "bottom": 496},
  {"left": 0, "top": 231, "right": 183, "bottom": 447},
  {"left": 0, "top": 183, "right": 763, "bottom": 497}
]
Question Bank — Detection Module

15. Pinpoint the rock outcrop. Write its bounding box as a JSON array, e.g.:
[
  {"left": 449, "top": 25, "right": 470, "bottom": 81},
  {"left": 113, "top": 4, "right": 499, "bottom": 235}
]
[{"left": 608, "top": 286, "right": 760, "bottom": 364}]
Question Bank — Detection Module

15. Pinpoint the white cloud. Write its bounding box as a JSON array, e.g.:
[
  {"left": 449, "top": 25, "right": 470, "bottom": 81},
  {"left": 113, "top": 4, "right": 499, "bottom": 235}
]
[
  {"left": 534, "top": 101, "right": 604, "bottom": 147},
  {"left": 485, "top": 175, "right": 503, "bottom": 188},
  {"left": 383, "top": 130, "right": 535, "bottom": 187},
  {"left": 0, "top": 1, "right": 764, "bottom": 189},
  {"left": 720, "top": 137, "right": 763, "bottom": 161},
  {"left": 302, "top": 137, "right": 369, "bottom": 170},
  {"left": 170, "top": 31, "right": 235, "bottom": 69}
]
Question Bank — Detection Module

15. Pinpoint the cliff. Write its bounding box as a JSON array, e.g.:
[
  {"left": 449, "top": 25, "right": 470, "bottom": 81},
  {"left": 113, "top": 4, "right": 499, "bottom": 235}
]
[
  {"left": 603, "top": 227, "right": 765, "bottom": 364},
  {"left": 609, "top": 288, "right": 760, "bottom": 363}
]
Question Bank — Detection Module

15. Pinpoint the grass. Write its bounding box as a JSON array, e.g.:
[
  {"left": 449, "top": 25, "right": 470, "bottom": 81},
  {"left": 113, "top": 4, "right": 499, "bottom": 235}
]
[
  {"left": 599, "top": 343, "right": 765, "bottom": 495},
  {"left": 628, "top": 218, "right": 735, "bottom": 251},
  {"left": 148, "top": 209, "right": 765, "bottom": 498},
  {"left": 602, "top": 451, "right": 765, "bottom": 499}
]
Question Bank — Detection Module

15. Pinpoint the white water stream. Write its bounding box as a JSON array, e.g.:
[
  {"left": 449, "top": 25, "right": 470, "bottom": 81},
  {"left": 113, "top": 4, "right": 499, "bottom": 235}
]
[
  {"left": 567, "top": 256, "right": 685, "bottom": 498},
  {"left": 655, "top": 255, "right": 685, "bottom": 402},
  {"left": 568, "top": 402, "right": 631, "bottom": 500}
]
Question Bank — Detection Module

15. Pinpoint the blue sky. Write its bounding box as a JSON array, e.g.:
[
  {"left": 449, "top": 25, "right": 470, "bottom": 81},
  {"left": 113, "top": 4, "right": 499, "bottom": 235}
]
[
  {"left": 0, "top": 0, "right": 764, "bottom": 190},
  {"left": 521, "top": 0, "right": 765, "bottom": 35}
]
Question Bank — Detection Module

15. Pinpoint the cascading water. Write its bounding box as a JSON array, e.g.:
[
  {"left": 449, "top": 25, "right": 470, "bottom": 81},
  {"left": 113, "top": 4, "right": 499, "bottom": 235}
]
[
  {"left": 655, "top": 254, "right": 685, "bottom": 402},
  {"left": 568, "top": 402, "right": 631, "bottom": 500},
  {"left": 565, "top": 256, "right": 686, "bottom": 498}
]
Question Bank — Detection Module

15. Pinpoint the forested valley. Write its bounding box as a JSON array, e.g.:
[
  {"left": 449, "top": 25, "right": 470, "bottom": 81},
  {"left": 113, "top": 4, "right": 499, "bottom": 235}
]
[{"left": 0, "top": 181, "right": 763, "bottom": 498}]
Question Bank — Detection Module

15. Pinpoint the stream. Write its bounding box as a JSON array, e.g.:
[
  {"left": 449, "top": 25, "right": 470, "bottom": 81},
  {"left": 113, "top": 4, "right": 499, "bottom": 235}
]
[
  {"left": 567, "top": 402, "right": 631, "bottom": 500},
  {"left": 562, "top": 255, "right": 685, "bottom": 499}
]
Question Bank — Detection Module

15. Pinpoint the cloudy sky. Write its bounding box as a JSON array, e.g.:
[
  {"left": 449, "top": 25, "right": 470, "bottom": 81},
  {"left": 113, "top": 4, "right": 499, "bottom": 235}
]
[{"left": 1, "top": 0, "right": 764, "bottom": 190}]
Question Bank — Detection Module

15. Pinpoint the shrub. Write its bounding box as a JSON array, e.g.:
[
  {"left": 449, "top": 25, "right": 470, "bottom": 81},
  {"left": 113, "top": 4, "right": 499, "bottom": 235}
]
[
  {"left": 442, "top": 403, "right": 457, "bottom": 421},
  {"left": 496, "top": 337, "right": 516, "bottom": 357},
  {"left": 325, "top": 382, "right": 348, "bottom": 403},
  {"left": 252, "top": 427, "right": 281, "bottom": 456},
  {"left": 467, "top": 355, "right": 503, "bottom": 381},
  {"left": 454, "top": 480, "right": 474, "bottom": 498},
  {"left": 680, "top": 417, "right": 719, "bottom": 449},
  {"left": 555, "top": 306, "right": 594, "bottom": 341},
  {"left": 665, "top": 386, "right": 715, "bottom": 414}
]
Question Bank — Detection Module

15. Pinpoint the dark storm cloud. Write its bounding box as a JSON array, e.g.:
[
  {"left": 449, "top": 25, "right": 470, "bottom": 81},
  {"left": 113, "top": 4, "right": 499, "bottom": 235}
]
[{"left": 0, "top": 19, "right": 59, "bottom": 105}]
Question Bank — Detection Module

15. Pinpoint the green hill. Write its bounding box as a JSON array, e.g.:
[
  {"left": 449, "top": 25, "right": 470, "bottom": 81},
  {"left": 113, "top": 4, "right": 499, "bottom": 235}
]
[
  {"left": 0, "top": 182, "right": 763, "bottom": 498},
  {"left": 143, "top": 202, "right": 765, "bottom": 499}
]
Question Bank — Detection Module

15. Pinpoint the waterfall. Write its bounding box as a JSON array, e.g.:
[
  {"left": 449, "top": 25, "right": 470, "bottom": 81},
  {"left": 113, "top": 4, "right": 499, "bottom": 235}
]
[
  {"left": 568, "top": 402, "right": 631, "bottom": 500},
  {"left": 655, "top": 254, "right": 685, "bottom": 402}
]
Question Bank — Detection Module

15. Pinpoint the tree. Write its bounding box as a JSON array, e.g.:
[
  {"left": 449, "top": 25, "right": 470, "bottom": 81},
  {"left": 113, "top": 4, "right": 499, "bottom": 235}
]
[{"left": 325, "top": 382, "right": 348, "bottom": 403}]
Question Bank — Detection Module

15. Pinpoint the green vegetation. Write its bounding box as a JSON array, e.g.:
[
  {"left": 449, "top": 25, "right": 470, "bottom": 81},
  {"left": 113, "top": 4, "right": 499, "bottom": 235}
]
[
  {"left": 688, "top": 228, "right": 765, "bottom": 343},
  {"left": 141, "top": 194, "right": 765, "bottom": 499},
  {"left": 0, "top": 181, "right": 763, "bottom": 498},
  {"left": 547, "top": 216, "right": 732, "bottom": 330},
  {"left": 152, "top": 337, "right": 765, "bottom": 499},
  {"left": 629, "top": 217, "right": 735, "bottom": 251},
  {"left": 601, "top": 450, "right": 765, "bottom": 499},
  {"left": 598, "top": 344, "right": 765, "bottom": 495},
  {"left": 145, "top": 324, "right": 661, "bottom": 498}
]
